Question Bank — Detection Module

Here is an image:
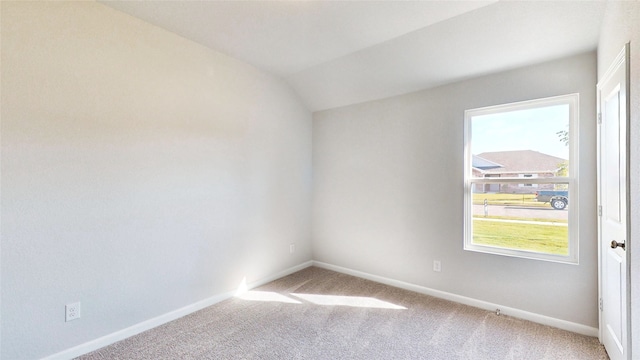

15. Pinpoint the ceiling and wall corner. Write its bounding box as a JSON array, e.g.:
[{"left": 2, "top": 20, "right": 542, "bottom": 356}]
[
  {"left": 97, "top": 0, "right": 496, "bottom": 76},
  {"left": 99, "top": 1, "right": 606, "bottom": 112}
]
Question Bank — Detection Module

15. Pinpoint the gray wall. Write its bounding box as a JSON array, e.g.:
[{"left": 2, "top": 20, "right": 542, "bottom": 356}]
[
  {"left": 1, "top": 2, "right": 312, "bottom": 359},
  {"left": 312, "top": 52, "right": 598, "bottom": 327},
  {"left": 597, "top": 1, "right": 640, "bottom": 356}
]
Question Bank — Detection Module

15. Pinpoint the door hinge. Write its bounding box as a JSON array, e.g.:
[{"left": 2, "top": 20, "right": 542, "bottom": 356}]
[
  {"left": 599, "top": 297, "right": 603, "bottom": 311},
  {"left": 598, "top": 205, "right": 602, "bottom": 216},
  {"left": 597, "top": 113, "right": 602, "bottom": 124}
]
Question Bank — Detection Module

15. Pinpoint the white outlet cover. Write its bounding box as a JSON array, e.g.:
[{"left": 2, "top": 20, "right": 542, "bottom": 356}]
[
  {"left": 66, "top": 302, "right": 81, "bottom": 322},
  {"left": 433, "top": 260, "right": 441, "bottom": 272}
]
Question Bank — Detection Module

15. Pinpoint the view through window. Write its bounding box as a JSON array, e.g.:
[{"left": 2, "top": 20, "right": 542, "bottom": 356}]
[{"left": 463, "top": 94, "right": 579, "bottom": 263}]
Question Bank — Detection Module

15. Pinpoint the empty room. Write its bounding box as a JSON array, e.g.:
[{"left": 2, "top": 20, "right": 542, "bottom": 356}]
[{"left": 1, "top": 1, "right": 639, "bottom": 359}]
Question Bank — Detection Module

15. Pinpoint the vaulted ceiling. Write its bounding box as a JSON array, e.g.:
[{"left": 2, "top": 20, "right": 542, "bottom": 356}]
[{"left": 100, "top": 1, "right": 606, "bottom": 111}]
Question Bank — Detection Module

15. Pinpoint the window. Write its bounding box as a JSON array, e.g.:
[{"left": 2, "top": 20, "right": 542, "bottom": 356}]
[
  {"left": 464, "top": 94, "right": 579, "bottom": 263},
  {"left": 519, "top": 174, "right": 538, "bottom": 188}
]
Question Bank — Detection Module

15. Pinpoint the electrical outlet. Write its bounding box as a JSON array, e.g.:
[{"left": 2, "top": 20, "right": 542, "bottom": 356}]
[
  {"left": 66, "top": 302, "right": 81, "bottom": 322},
  {"left": 433, "top": 260, "right": 441, "bottom": 272},
  {"left": 289, "top": 244, "right": 295, "bottom": 254}
]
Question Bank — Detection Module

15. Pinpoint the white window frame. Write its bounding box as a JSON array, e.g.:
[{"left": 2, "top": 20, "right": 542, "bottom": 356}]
[{"left": 463, "top": 94, "right": 579, "bottom": 264}]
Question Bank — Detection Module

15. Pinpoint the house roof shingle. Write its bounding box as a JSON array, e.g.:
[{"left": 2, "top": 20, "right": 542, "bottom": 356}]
[
  {"left": 475, "top": 150, "right": 566, "bottom": 174},
  {"left": 472, "top": 155, "right": 503, "bottom": 170}
]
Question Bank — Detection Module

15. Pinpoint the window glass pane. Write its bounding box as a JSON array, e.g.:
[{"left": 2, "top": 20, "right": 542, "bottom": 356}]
[
  {"left": 471, "top": 183, "right": 569, "bottom": 255},
  {"left": 471, "top": 104, "right": 570, "bottom": 178}
]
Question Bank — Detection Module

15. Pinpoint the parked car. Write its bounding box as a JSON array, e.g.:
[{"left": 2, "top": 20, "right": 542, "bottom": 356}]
[{"left": 535, "top": 190, "right": 569, "bottom": 210}]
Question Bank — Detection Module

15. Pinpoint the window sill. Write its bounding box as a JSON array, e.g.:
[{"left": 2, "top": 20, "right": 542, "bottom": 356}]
[{"left": 464, "top": 243, "right": 579, "bottom": 265}]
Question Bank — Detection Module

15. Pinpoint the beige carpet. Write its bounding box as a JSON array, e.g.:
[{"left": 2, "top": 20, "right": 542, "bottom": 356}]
[{"left": 77, "top": 267, "right": 608, "bottom": 359}]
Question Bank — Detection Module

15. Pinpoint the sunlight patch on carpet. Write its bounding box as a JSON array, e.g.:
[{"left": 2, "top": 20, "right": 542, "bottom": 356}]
[
  {"left": 291, "top": 293, "right": 406, "bottom": 309},
  {"left": 237, "top": 291, "right": 302, "bottom": 304}
]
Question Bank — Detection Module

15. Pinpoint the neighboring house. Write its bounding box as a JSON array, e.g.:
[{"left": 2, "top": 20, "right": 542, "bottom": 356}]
[
  {"left": 471, "top": 155, "right": 504, "bottom": 193},
  {"left": 472, "top": 150, "right": 567, "bottom": 193}
]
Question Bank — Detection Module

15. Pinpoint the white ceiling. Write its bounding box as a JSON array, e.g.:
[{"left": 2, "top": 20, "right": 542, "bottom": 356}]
[{"left": 100, "top": 1, "right": 606, "bottom": 112}]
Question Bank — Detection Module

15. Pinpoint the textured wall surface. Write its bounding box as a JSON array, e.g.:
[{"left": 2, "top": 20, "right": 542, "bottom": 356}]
[
  {"left": 312, "top": 52, "right": 598, "bottom": 328},
  {"left": 1, "top": 2, "right": 312, "bottom": 359},
  {"left": 597, "top": 1, "right": 640, "bottom": 356}
]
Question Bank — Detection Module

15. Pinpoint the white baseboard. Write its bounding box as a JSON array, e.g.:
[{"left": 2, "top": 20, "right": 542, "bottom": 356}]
[
  {"left": 312, "top": 261, "right": 599, "bottom": 337},
  {"left": 243, "top": 261, "right": 314, "bottom": 292},
  {"left": 41, "top": 261, "right": 314, "bottom": 360},
  {"left": 42, "top": 259, "right": 596, "bottom": 359}
]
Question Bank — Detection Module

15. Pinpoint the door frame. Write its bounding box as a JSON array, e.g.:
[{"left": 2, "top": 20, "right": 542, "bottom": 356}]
[{"left": 597, "top": 43, "right": 631, "bottom": 359}]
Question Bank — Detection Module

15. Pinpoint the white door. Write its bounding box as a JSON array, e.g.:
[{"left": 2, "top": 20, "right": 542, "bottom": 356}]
[{"left": 598, "top": 44, "right": 630, "bottom": 360}]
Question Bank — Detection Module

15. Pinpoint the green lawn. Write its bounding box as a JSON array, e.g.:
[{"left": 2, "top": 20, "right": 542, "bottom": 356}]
[{"left": 472, "top": 219, "right": 568, "bottom": 255}]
